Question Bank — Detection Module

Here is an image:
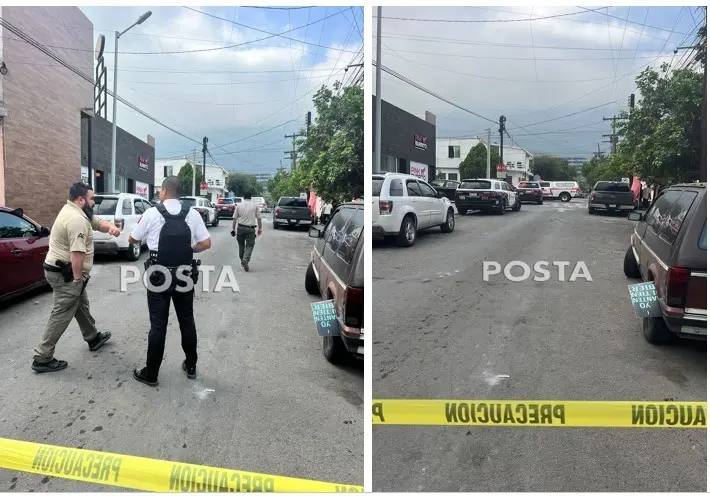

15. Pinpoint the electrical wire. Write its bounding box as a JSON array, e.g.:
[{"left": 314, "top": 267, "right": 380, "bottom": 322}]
[{"left": 376, "top": 7, "right": 608, "bottom": 24}]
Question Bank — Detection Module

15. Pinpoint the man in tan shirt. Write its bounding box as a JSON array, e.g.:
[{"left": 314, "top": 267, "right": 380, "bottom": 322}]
[
  {"left": 32, "top": 182, "right": 121, "bottom": 373},
  {"left": 230, "top": 191, "right": 262, "bottom": 272}
]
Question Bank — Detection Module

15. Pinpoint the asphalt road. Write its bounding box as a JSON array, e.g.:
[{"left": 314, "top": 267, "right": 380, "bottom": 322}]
[
  {"left": 372, "top": 199, "right": 706, "bottom": 492},
  {"left": 0, "top": 213, "right": 363, "bottom": 491}
]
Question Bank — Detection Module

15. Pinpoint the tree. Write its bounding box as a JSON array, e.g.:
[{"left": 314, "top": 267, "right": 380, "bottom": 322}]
[
  {"left": 226, "top": 172, "right": 263, "bottom": 197},
  {"left": 294, "top": 82, "right": 364, "bottom": 204},
  {"left": 614, "top": 63, "right": 704, "bottom": 184},
  {"left": 531, "top": 155, "right": 577, "bottom": 180},
  {"left": 176, "top": 162, "right": 204, "bottom": 197},
  {"left": 458, "top": 143, "right": 500, "bottom": 179},
  {"left": 267, "top": 170, "right": 301, "bottom": 201}
]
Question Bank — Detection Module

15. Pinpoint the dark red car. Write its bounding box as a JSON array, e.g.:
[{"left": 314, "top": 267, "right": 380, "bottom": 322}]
[
  {"left": 516, "top": 181, "right": 545, "bottom": 204},
  {"left": 0, "top": 206, "right": 51, "bottom": 302},
  {"left": 216, "top": 198, "right": 236, "bottom": 219}
]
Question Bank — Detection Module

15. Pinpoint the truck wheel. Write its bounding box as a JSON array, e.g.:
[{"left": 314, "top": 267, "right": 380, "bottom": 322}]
[
  {"left": 559, "top": 192, "right": 571, "bottom": 202},
  {"left": 497, "top": 198, "right": 507, "bottom": 215},
  {"left": 212, "top": 215, "right": 219, "bottom": 227},
  {"left": 441, "top": 208, "right": 455, "bottom": 233},
  {"left": 458, "top": 207, "right": 467, "bottom": 215},
  {"left": 512, "top": 198, "right": 521, "bottom": 211},
  {"left": 396, "top": 215, "right": 417, "bottom": 247},
  {"left": 273, "top": 222, "right": 278, "bottom": 230},
  {"left": 642, "top": 316, "right": 675, "bottom": 345},
  {"left": 538, "top": 199, "right": 543, "bottom": 205},
  {"left": 323, "top": 336, "right": 348, "bottom": 364},
  {"left": 623, "top": 246, "right": 641, "bottom": 278},
  {"left": 588, "top": 208, "right": 595, "bottom": 215},
  {"left": 305, "top": 263, "right": 320, "bottom": 295}
]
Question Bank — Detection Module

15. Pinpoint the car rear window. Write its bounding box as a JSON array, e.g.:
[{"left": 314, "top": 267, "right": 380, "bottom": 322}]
[
  {"left": 93, "top": 197, "right": 119, "bottom": 215},
  {"left": 373, "top": 178, "right": 384, "bottom": 196},
  {"left": 218, "top": 198, "right": 233, "bottom": 204},
  {"left": 595, "top": 182, "right": 630, "bottom": 192},
  {"left": 460, "top": 180, "right": 491, "bottom": 190},
  {"left": 278, "top": 197, "right": 308, "bottom": 207},
  {"left": 658, "top": 190, "right": 698, "bottom": 244},
  {"left": 699, "top": 221, "right": 707, "bottom": 250},
  {"left": 519, "top": 182, "right": 540, "bottom": 188}
]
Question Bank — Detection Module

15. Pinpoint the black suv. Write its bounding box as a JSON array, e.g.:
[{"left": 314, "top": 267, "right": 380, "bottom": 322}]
[{"left": 304, "top": 202, "right": 364, "bottom": 364}]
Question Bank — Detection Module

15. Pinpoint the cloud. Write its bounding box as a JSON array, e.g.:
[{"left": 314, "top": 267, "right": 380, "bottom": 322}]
[
  {"left": 372, "top": 6, "right": 698, "bottom": 156},
  {"left": 79, "top": 5, "right": 363, "bottom": 173}
]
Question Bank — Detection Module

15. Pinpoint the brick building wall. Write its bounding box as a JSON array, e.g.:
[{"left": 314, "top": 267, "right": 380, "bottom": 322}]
[{"left": 2, "top": 6, "right": 93, "bottom": 226}]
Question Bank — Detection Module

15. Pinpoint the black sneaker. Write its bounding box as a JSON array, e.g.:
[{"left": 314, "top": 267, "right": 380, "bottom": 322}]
[
  {"left": 182, "top": 361, "right": 196, "bottom": 379},
  {"left": 32, "top": 358, "right": 68, "bottom": 373},
  {"left": 133, "top": 368, "right": 158, "bottom": 387},
  {"left": 88, "top": 332, "right": 111, "bottom": 352},
  {"left": 242, "top": 261, "right": 249, "bottom": 272}
]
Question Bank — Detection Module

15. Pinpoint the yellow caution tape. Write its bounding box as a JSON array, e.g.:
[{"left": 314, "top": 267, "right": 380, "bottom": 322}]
[
  {"left": 372, "top": 400, "right": 707, "bottom": 428},
  {"left": 0, "top": 437, "right": 363, "bottom": 492}
]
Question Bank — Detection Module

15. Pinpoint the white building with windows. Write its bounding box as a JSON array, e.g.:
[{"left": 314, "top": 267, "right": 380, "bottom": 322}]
[
  {"left": 155, "top": 158, "right": 229, "bottom": 202},
  {"left": 436, "top": 137, "right": 534, "bottom": 185}
]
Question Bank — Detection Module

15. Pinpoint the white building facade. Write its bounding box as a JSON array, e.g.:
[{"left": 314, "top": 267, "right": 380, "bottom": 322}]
[
  {"left": 436, "top": 137, "right": 534, "bottom": 185},
  {"left": 155, "top": 158, "right": 229, "bottom": 202}
]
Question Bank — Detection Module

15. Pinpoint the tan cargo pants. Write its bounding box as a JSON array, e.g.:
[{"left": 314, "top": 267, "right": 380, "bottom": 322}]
[{"left": 33, "top": 271, "right": 99, "bottom": 363}]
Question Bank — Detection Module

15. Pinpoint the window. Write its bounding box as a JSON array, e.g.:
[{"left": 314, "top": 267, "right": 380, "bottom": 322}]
[
  {"left": 325, "top": 207, "right": 356, "bottom": 254},
  {"left": 460, "top": 180, "right": 491, "bottom": 190},
  {"left": 381, "top": 155, "right": 398, "bottom": 173},
  {"left": 594, "top": 181, "right": 630, "bottom": 192},
  {"left": 447, "top": 173, "right": 458, "bottom": 181},
  {"left": 445, "top": 181, "right": 459, "bottom": 188},
  {"left": 516, "top": 162, "right": 522, "bottom": 169},
  {"left": 539, "top": 182, "right": 550, "bottom": 188},
  {"left": 495, "top": 182, "right": 502, "bottom": 190},
  {"left": 699, "top": 221, "right": 706, "bottom": 250},
  {"left": 658, "top": 191, "right": 698, "bottom": 244},
  {"left": 646, "top": 190, "right": 682, "bottom": 232},
  {"left": 373, "top": 178, "right": 384, "bottom": 196},
  {"left": 93, "top": 196, "right": 119, "bottom": 215},
  {"left": 448, "top": 146, "right": 460, "bottom": 159},
  {"left": 134, "top": 199, "right": 146, "bottom": 214},
  {"left": 389, "top": 179, "right": 404, "bottom": 197},
  {"left": 418, "top": 181, "right": 438, "bottom": 198},
  {"left": 406, "top": 180, "right": 422, "bottom": 197},
  {"left": 218, "top": 198, "right": 234, "bottom": 204},
  {"left": 180, "top": 198, "right": 197, "bottom": 208},
  {"left": 337, "top": 208, "right": 363, "bottom": 264},
  {"left": 215, "top": 180, "right": 221, "bottom": 186},
  {"left": 164, "top": 166, "right": 173, "bottom": 177},
  {"left": 278, "top": 197, "right": 308, "bottom": 207},
  {"left": 0, "top": 212, "right": 36, "bottom": 238},
  {"left": 122, "top": 199, "right": 133, "bottom": 215}
]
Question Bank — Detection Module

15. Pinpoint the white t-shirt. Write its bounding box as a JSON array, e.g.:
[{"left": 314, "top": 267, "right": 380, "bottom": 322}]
[{"left": 130, "top": 199, "right": 210, "bottom": 251}]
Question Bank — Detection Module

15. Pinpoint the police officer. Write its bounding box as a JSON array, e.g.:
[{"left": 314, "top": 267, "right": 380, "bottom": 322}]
[
  {"left": 128, "top": 176, "right": 211, "bottom": 387},
  {"left": 230, "top": 191, "right": 262, "bottom": 272},
  {"left": 32, "top": 182, "right": 120, "bottom": 373}
]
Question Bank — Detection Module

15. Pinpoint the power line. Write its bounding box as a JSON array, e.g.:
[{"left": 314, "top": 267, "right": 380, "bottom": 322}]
[
  {"left": 0, "top": 16, "right": 200, "bottom": 146},
  {"left": 375, "top": 6, "right": 608, "bottom": 24},
  {"left": 576, "top": 6, "right": 690, "bottom": 35}
]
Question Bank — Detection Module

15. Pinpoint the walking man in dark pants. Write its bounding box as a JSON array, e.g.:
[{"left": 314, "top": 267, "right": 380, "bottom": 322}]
[
  {"left": 230, "top": 191, "right": 262, "bottom": 272},
  {"left": 127, "top": 177, "right": 211, "bottom": 386}
]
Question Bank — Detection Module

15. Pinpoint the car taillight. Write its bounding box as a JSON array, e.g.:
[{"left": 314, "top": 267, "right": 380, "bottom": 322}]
[
  {"left": 114, "top": 218, "right": 124, "bottom": 230},
  {"left": 274, "top": 207, "right": 280, "bottom": 215},
  {"left": 379, "top": 200, "right": 393, "bottom": 214},
  {"left": 666, "top": 267, "right": 690, "bottom": 308},
  {"left": 591, "top": 193, "right": 597, "bottom": 201},
  {"left": 343, "top": 285, "right": 363, "bottom": 328}
]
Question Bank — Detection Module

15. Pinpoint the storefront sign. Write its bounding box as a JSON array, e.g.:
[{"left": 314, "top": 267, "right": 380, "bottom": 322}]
[
  {"left": 414, "top": 134, "right": 428, "bottom": 151},
  {"left": 81, "top": 166, "right": 89, "bottom": 184},
  {"left": 138, "top": 156, "right": 149, "bottom": 171},
  {"left": 135, "top": 181, "right": 148, "bottom": 198},
  {"left": 410, "top": 161, "right": 428, "bottom": 180}
]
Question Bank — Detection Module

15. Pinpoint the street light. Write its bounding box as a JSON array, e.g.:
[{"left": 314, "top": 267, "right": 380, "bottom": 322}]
[{"left": 109, "top": 10, "right": 151, "bottom": 194}]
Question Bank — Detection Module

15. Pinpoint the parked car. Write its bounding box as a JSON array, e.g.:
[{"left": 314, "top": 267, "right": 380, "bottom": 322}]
[
  {"left": 430, "top": 179, "right": 460, "bottom": 202},
  {"left": 372, "top": 172, "right": 455, "bottom": 247},
  {"left": 252, "top": 197, "right": 266, "bottom": 211},
  {"left": 455, "top": 178, "right": 521, "bottom": 215},
  {"left": 305, "top": 202, "right": 364, "bottom": 364},
  {"left": 216, "top": 197, "right": 236, "bottom": 218},
  {"left": 516, "top": 181, "right": 544, "bottom": 204},
  {"left": 538, "top": 181, "right": 580, "bottom": 202},
  {"left": 588, "top": 181, "right": 636, "bottom": 214},
  {"left": 180, "top": 196, "right": 219, "bottom": 226},
  {"left": 623, "top": 182, "right": 706, "bottom": 344},
  {"left": 92, "top": 193, "right": 150, "bottom": 260},
  {"left": 0, "top": 207, "right": 51, "bottom": 302},
  {"left": 273, "top": 196, "right": 312, "bottom": 229}
]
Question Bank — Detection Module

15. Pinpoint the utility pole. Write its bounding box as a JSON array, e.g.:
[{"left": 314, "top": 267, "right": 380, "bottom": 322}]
[
  {"left": 498, "top": 115, "right": 506, "bottom": 173},
  {"left": 202, "top": 136, "right": 208, "bottom": 195},
  {"left": 375, "top": 7, "right": 383, "bottom": 174},
  {"left": 192, "top": 149, "right": 196, "bottom": 196},
  {"left": 285, "top": 133, "right": 302, "bottom": 170},
  {"left": 306, "top": 111, "right": 311, "bottom": 137},
  {"left": 602, "top": 115, "right": 625, "bottom": 154},
  {"left": 486, "top": 128, "right": 491, "bottom": 179}
]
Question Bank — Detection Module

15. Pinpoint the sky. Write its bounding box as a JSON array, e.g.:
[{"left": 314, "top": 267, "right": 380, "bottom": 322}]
[
  {"left": 372, "top": 5, "right": 704, "bottom": 158},
  {"left": 79, "top": 5, "right": 364, "bottom": 174}
]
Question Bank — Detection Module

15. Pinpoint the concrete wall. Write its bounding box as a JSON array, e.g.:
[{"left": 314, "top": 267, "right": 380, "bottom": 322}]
[{"left": 2, "top": 6, "right": 93, "bottom": 226}]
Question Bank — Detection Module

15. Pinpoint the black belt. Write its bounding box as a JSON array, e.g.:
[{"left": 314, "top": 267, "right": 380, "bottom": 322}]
[
  {"left": 237, "top": 224, "right": 256, "bottom": 228},
  {"left": 43, "top": 263, "right": 62, "bottom": 273}
]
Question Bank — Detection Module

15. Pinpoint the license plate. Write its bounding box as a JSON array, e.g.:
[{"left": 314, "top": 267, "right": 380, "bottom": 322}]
[
  {"left": 469, "top": 193, "right": 478, "bottom": 198},
  {"left": 609, "top": 204, "right": 616, "bottom": 208},
  {"left": 289, "top": 219, "right": 296, "bottom": 223},
  {"left": 356, "top": 346, "right": 364, "bottom": 354},
  {"left": 681, "top": 326, "right": 706, "bottom": 336}
]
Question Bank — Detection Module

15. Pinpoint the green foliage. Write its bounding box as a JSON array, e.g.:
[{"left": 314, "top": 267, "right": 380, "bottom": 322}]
[
  {"left": 294, "top": 82, "right": 364, "bottom": 204},
  {"left": 176, "top": 162, "right": 204, "bottom": 196},
  {"left": 580, "top": 154, "right": 627, "bottom": 188},
  {"left": 531, "top": 155, "right": 577, "bottom": 181},
  {"left": 458, "top": 143, "right": 500, "bottom": 179},
  {"left": 267, "top": 170, "right": 301, "bottom": 201},
  {"left": 614, "top": 63, "right": 704, "bottom": 184},
  {"left": 226, "top": 172, "right": 263, "bottom": 197}
]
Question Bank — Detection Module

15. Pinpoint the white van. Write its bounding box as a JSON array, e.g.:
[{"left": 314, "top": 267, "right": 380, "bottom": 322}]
[
  {"left": 92, "top": 193, "right": 150, "bottom": 260},
  {"left": 538, "top": 181, "right": 580, "bottom": 202}
]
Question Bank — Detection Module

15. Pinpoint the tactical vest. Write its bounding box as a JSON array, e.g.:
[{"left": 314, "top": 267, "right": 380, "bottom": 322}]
[{"left": 155, "top": 204, "right": 193, "bottom": 268}]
